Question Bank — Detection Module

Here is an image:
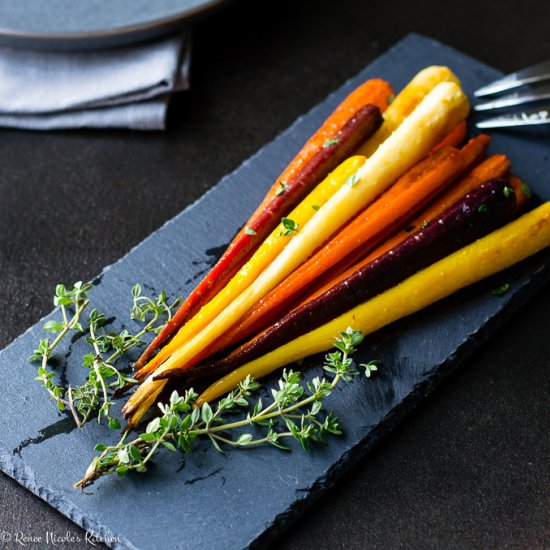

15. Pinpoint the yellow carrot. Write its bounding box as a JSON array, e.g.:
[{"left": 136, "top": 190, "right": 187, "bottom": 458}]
[
  {"left": 135, "top": 156, "right": 366, "bottom": 381},
  {"left": 123, "top": 81, "right": 469, "bottom": 424},
  {"left": 197, "top": 202, "right": 550, "bottom": 404},
  {"left": 358, "top": 66, "right": 460, "bottom": 157}
]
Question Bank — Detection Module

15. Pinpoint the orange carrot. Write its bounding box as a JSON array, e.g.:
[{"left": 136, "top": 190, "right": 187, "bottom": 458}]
[
  {"left": 134, "top": 156, "right": 366, "bottom": 383},
  {"left": 181, "top": 176, "right": 528, "bottom": 387},
  {"left": 134, "top": 79, "right": 392, "bottom": 371},
  {"left": 198, "top": 201, "right": 550, "bottom": 404},
  {"left": 431, "top": 120, "right": 467, "bottom": 152},
  {"left": 362, "top": 153, "right": 512, "bottom": 261},
  {"left": 323, "top": 133, "right": 491, "bottom": 275},
  {"left": 124, "top": 80, "right": 470, "bottom": 425}
]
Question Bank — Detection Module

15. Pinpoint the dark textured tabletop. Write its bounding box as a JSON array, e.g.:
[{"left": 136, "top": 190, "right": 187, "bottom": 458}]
[{"left": 1, "top": 0, "right": 549, "bottom": 548}]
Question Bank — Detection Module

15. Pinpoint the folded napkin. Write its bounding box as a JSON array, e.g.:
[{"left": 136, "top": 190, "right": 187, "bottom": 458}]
[{"left": 0, "top": 33, "right": 191, "bottom": 130}]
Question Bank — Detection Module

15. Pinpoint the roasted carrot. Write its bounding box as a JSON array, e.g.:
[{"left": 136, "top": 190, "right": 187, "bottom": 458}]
[
  {"left": 122, "top": 82, "right": 469, "bottom": 427},
  {"left": 203, "top": 136, "right": 489, "bottom": 357},
  {"left": 139, "top": 125, "right": 476, "bottom": 383},
  {"left": 311, "top": 133, "right": 492, "bottom": 278},
  {"left": 251, "top": 78, "right": 393, "bottom": 215},
  {"left": 358, "top": 66, "right": 460, "bottom": 157},
  {"left": 353, "top": 153, "right": 512, "bottom": 267},
  {"left": 306, "top": 143, "right": 505, "bottom": 300},
  {"left": 137, "top": 68, "right": 457, "bottom": 372},
  {"left": 431, "top": 120, "right": 467, "bottom": 152},
  {"left": 134, "top": 155, "right": 367, "bottom": 382},
  {"left": 197, "top": 201, "right": 550, "bottom": 404},
  {"left": 174, "top": 177, "right": 527, "bottom": 385},
  {"left": 136, "top": 68, "right": 457, "bottom": 371},
  {"left": 134, "top": 85, "right": 389, "bottom": 371}
]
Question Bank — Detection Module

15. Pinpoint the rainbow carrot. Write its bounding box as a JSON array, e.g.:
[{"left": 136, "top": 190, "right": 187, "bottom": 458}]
[
  {"left": 356, "top": 153, "right": 512, "bottom": 266},
  {"left": 134, "top": 84, "right": 388, "bottom": 370},
  {"left": 197, "top": 201, "right": 550, "bottom": 404},
  {"left": 122, "top": 81, "right": 469, "bottom": 427},
  {"left": 136, "top": 67, "right": 459, "bottom": 371},
  {"left": 171, "top": 176, "right": 527, "bottom": 386},
  {"left": 202, "top": 135, "right": 490, "bottom": 357},
  {"left": 134, "top": 156, "right": 366, "bottom": 382}
]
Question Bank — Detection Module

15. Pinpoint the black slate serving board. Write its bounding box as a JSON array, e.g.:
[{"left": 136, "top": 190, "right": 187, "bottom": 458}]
[{"left": 1, "top": 34, "right": 549, "bottom": 550}]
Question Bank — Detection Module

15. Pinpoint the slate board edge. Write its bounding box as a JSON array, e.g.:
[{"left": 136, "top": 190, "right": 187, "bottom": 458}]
[
  {"left": 0, "top": 33, "right": 544, "bottom": 550},
  {"left": 250, "top": 261, "right": 550, "bottom": 548}
]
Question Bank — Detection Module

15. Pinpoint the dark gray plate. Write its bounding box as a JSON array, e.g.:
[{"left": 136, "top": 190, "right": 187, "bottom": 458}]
[
  {"left": 0, "top": 34, "right": 549, "bottom": 550},
  {"left": 0, "top": 0, "right": 232, "bottom": 50}
]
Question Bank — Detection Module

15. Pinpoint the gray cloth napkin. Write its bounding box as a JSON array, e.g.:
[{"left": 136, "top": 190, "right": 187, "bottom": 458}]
[{"left": 0, "top": 33, "right": 191, "bottom": 130}]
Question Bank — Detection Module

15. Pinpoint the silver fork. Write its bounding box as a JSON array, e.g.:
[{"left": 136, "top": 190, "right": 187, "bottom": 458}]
[{"left": 473, "top": 60, "right": 550, "bottom": 129}]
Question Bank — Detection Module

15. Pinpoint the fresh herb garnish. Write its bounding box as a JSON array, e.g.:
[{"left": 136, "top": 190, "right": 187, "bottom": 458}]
[
  {"left": 279, "top": 217, "right": 299, "bottom": 237},
  {"left": 478, "top": 204, "right": 489, "bottom": 213},
  {"left": 275, "top": 182, "right": 288, "bottom": 196},
  {"left": 312, "top": 204, "right": 321, "bottom": 211},
  {"left": 75, "top": 328, "right": 377, "bottom": 490},
  {"left": 492, "top": 283, "right": 510, "bottom": 296},
  {"left": 421, "top": 220, "right": 430, "bottom": 229},
  {"left": 245, "top": 226, "right": 257, "bottom": 236},
  {"left": 29, "top": 283, "right": 180, "bottom": 428},
  {"left": 346, "top": 173, "right": 360, "bottom": 187},
  {"left": 503, "top": 185, "right": 515, "bottom": 199},
  {"left": 323, "top": 137, "right": 340, "bottom": 148},
  {"left": 521, "top": 181, "right": 532, "bottom": 199},
  {"left": 29, "top": 282, "right": 91, "bottom": 425}
]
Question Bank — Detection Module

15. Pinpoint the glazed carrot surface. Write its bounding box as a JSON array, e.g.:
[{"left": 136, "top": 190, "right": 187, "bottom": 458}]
[
  {"left": 431, "top": 120, "right": 467, "bottom": 151},
  {"left": 208, "top": 136, "right": 490, "bottom": 356},
  {"left": 123, "top": 81, "right": 469, "bottom": 425},
  {"left": 135, "top": 67, "right": 457, "bottom": 372},
  {"left": 134, "top": 81, "right": 390, "bottom": 370},
  {"left": 135, "top": 156, "right": 367, "bottom": 381},
  {"left": 197, "top": 202, "right": 550, "bottom": 404},
  {"left": 136, "top": 67, "right": 458, "bottom": 371},
  {"left": 168, "top": 177, "right": 528, "bottom": 386},
  {"left": 337, "top": 153, "right": 511, "bottom": 275}
]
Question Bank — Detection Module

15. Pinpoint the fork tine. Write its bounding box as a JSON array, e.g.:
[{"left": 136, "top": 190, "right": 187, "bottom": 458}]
[
  {"left": 475, "top": 104, "right": 550, "bottom": 129},
  {"left": 474, "top": 59, "right": 550, "bottom": 97},
  {"left": 474, "top": 83, "right": 550, "bottom": 111}
]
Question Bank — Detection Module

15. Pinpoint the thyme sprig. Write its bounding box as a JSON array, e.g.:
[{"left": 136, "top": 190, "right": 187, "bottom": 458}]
[
  {"left": 29, "top": 282, "right": 180, "bottom": 428},
  {"left": 75, "top": 328, "right": 378, "bottom": 490},
  {"left": 29, "top": 282, "right": 92, "bottom": 426}
]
